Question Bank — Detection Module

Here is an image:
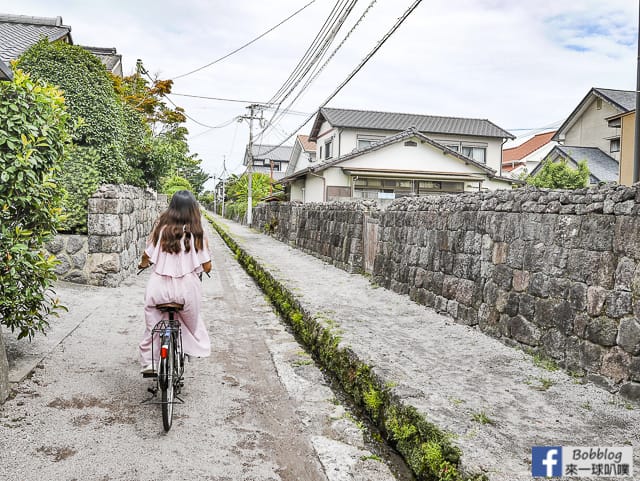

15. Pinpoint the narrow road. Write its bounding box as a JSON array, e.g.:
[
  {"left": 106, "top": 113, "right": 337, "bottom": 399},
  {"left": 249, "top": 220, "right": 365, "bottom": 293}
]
[{"left": 0, "top": 222, "right": 400, "bottom": 481}]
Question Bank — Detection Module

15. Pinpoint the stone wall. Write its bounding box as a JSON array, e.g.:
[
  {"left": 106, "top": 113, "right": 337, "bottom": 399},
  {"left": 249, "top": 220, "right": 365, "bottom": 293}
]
[
  {"left": 253, "top": 200, "right": 375, "bottom": 272},
  {"left": 251, "top": 185, "right": 640, "bottom": 400},
  {"left": 49, "top": 184, "right": 167, "bottom": 287}
]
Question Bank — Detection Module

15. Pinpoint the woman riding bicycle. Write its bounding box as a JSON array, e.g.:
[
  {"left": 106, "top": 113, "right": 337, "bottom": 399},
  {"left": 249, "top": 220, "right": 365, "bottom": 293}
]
[{"left": 138, "top": 190, "right": 212, "bottom": 374}]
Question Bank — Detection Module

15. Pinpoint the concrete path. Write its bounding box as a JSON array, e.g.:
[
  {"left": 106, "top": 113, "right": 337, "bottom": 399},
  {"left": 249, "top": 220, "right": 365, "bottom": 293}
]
[
  {"left": 211, "top": 214, "right": 640, "bottom": 481},
  {"left": 0, "top": 221, "right": 401, "bottom": 481}
]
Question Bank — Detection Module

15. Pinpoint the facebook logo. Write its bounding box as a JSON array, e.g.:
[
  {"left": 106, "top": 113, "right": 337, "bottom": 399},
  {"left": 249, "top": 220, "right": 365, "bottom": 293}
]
[{"left": 532, "top": 446, "right": 563, "bottom": 477}]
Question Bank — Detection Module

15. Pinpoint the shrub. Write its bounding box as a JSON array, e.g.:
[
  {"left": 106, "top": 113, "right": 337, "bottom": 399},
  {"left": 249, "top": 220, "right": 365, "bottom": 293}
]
[
  {"left": 0, "top": 70, "right": 69, "bottom": 339},
  {"left": 526, "top": 158, "right": 590, "bottom": 189},
  {"left": 58, "top": 146, "right": 101, "bottom": 233}
]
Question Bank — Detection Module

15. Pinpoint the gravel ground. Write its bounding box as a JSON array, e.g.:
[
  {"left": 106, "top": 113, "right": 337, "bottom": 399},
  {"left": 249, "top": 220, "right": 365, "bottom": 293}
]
[
  {"left": 0, "top": 221, "right": 401, "bottom": 481},
  {"left": 213, "top": 214, "right": 640, "bottom": 481}
]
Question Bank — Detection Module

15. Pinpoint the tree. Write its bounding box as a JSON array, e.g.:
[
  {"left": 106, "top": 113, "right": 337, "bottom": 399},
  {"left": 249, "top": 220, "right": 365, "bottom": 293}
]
[
  {"left": 0, "top": 69, "right": 69, "bottom": 339},
  {"left": 224, "top": 173, "right": 282, "bottom": 219},
  {"left": 162, "top": 175, "right": 193, "bottom": 196},
  {"left": 526, "top": 158, "right": 590, "bottom": 189},
  {"left": 16, "top": 39, "right": 133, "bottom": 184}
]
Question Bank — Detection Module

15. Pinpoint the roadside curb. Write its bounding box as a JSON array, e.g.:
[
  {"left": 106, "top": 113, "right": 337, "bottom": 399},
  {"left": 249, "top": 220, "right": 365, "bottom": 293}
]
[{"left": 205, "top": 212, "right": 487, "bottom": 481}]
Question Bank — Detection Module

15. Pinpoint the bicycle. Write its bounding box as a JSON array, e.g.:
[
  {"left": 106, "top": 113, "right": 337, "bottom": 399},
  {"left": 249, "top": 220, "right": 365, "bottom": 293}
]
[
  {"left": 142, "top": 303, "right": 185, "bottom": 432},
  {"left": 138, "top": 264, "right": 209, "bottom": 431}
]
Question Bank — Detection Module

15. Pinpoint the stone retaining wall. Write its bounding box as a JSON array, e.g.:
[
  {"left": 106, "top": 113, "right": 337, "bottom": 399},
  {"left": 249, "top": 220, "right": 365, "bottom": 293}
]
[
  {"left": 253, "top": 200, "right": 374, "bottom": 272},
  {"left": 49, "top": 184, "right": 167, "bottom": 287},
  {"left": 251, "top": 185, "right": 640, "bottom": 400}
]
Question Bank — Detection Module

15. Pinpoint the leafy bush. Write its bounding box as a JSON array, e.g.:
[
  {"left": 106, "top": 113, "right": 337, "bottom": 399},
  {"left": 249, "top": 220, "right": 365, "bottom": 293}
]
[
  {"left": 58, "top": 146, "right": 101, "bottom": 233},
  {"left": 526, "top": 158, "right": 590, "bottom": 189},
  {"left": 161, "top": 175, "right": 193, "bottom": 196},
  {"left": 16, "top": 39, "right": 133, "bottom": 184},
  {"left": 0, "top": 70, "right": 69, "bottom": 339}
]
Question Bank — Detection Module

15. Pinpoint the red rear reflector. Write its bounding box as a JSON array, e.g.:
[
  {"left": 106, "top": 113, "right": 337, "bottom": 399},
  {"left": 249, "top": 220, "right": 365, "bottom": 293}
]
[{"left": 160, "top": 346, "right": 168, "bottom": 358}]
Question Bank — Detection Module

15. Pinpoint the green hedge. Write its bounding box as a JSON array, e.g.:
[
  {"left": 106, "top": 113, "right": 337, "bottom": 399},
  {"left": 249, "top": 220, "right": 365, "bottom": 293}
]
[{"left": 0, "top": 70, "right": 68, "bottom": 339}]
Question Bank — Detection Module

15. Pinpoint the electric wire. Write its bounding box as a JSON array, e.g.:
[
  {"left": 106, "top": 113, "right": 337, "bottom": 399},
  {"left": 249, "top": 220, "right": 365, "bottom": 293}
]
[
  {"left": 258, "top": 0, "right": 424, "bottom": 157},
  {"left": 171, "top": 0, "right": 317, "bottom": 80},
  {"left": 266, "top": 0, "right": 350, "bottom": 105},
  {"left": 268, "top": 0, "right": 358, "bottom": 107},
  {"left": 259, "top": 0, "right": 378, "bottom": 140},
  {"left": 256, "top": 0, "right": 360, "bottom": 141}
]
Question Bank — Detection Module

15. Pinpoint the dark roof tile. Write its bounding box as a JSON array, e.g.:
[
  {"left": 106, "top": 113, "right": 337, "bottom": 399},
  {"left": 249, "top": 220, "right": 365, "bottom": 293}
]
[{"left": 312, "top": 107, "right": 514, "bottom": 140}]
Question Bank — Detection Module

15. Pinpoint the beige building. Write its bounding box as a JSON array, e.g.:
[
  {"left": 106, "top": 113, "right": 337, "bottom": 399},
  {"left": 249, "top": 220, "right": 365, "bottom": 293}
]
[{"left": 617, "top": 110, "right": 636, "bottom": 186}]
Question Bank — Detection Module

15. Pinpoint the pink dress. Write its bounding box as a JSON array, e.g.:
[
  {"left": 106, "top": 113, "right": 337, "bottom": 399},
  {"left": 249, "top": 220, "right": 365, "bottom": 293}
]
[{"left": 138, "top": 229, "right": 212, "bottom": 367}]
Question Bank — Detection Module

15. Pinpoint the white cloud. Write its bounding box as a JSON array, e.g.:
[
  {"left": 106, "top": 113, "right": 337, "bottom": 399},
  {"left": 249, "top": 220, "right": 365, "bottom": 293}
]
[{"left": 3, "top": 0, "right": 638, "bottom": 185}]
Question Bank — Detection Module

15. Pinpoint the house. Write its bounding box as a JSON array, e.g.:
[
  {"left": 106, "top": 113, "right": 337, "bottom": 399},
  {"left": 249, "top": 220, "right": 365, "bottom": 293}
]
[
  {"left": 540, "top": 87, "right": 637, "bottom": 185},
  {"left": 609, "top": 109, "right": 637, "bottom": 186},
  {"left": 0, "top": 14, "right": 123, "bottom": 77},
  {"left": 0, "top": 59, "right": 12, "bottom": 80},
  {"left": 80, "top": 46, "right": 123, "bottom": 77},
  {"left": 529, "top": 145, "right": 618, "bottom": 185},
  {"left": 284, "top": 134, "right": 317, "bottom": 176},
  {"left": 243, "top": 144, "right": 294, "bottom": 181},
  {"left": 279, "top": 107, "right": 517, "bottom": 202},
  {"left": 553, "top": 88, "right": 636, "bottom": 163},
  {"left": 502, "top": 130, "right": 557, "bottom": 178}
]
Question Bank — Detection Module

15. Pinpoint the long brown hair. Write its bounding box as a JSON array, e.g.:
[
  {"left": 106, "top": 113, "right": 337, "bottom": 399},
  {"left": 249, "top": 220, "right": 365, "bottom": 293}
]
[{"left": 150, "top": 190, "right": 204, "bottom": 254}]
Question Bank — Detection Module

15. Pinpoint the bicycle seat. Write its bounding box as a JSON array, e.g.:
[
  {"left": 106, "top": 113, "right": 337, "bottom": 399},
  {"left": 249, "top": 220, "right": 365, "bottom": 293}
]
[{"left": 155, "top": 302, "right": 184, "bottom": 312}]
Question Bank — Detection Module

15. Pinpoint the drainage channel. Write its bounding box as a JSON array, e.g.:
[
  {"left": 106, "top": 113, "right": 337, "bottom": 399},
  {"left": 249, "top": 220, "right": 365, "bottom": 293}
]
[{"left": 207, "top": 214, "right": 416, "bottom": 480}]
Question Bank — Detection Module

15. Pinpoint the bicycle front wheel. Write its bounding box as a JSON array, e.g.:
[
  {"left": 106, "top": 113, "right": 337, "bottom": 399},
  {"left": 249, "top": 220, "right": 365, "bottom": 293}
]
[{"left": 160, "top": 333, "right": 175, "bottom": 432}]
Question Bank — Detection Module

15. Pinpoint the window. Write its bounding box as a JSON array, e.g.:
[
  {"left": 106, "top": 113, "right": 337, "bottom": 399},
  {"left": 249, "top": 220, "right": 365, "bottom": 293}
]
[
  {"left": 404, "top": 141, "right": 417, "bottom": 147},
  {"left": 357, "top": 135, "right": 384, "bottom": 150},
  {"left": 319, "top": 145, "right": 323, "bottom": 159},
  {"left": 324, "top": 139, "right": 333, "bottom": 159},
  {"left": 610, "top": 138, "right": 621, "bottom": 153},
  {"left": 596, "top": 98, "right": 603, "bottom": 110},
  {"left": 326, "top": 186, "right": 351, "bottom": 201},
  {"left": 461, "top": 146, "right": 486, "bottom": 163}
]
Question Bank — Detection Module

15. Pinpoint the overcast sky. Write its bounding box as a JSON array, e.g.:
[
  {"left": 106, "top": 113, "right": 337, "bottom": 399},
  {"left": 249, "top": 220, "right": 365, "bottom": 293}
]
[{"left": 4, "top": 0, "right": 639, "bottom": 187}]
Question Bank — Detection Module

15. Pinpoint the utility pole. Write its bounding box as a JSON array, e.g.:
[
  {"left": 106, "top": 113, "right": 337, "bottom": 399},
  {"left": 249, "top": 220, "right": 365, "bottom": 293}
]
[
  {"left": 634, "top": 2, "right": 640, "bottom": 183},
  {"left": 240, "top": 104, "right": 266, "bottom": 227},
  {"left": 213, "top": 175, "right": 217, "bottom": 215},
  {"left": 221, "top": 156, "right": 227, "bottom": 218},
  {"left": 247, "top": 105, "right": 255, "bottom": 227}
]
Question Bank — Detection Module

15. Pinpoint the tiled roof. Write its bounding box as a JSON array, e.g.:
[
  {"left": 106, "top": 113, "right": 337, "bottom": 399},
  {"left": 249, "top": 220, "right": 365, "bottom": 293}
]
[
  {"left": 251, "top": 144, "right": 293, "bottom": 162},
  {"left": 546, "top": 145, "right": 619, "bottom": 183},
  {"left": 553, "top": 87, "right": 636, "bottom": 141},
  {"left": 503, "top": 131, "right": 556, "bottom": 163},
  {"left": 310, "top": 107, "right": 515, "bottom": 141},
  {"left": 297, "top": 134, "right": 316, "bottom": 152},
  {"left": 80, "top": 46, "right": 122, "bottom": 75},
  {"left": 595, "top": 88, "right": 636, "bottom": 112},
  {"left": 0, "top": 14, "right": 71, "bottom": 63},
  {"left": 279, "top": 127, "right": 503, "bottom": 184}
]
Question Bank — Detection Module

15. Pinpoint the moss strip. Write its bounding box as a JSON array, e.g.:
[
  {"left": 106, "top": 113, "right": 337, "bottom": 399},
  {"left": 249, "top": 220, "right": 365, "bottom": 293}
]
[{"left": 205, "top": 212, "right": 486, "bottom": 481}]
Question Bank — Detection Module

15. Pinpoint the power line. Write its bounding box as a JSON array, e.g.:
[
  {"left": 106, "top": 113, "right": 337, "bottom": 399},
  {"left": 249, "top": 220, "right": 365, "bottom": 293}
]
[
  {"left": 259, "top": 0, "right": 378, "bottom": 140},
  {"left": 267, "top": 0, "right": 357, "bottom": 106},
  {"left": 259, "top": 0, "right": 425, "bottom": 157},
  {"left": 171, "top": 0, "right": 317, "bottom": 80},
  {"left": 171, "top": 92, "right": 268, "bottom": 104}
]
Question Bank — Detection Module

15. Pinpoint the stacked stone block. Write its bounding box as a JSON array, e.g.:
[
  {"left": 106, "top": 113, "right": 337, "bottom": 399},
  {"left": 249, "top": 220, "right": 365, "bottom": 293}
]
[
  {"left": 253, "top": 200, "right": 376, "bottom": 273},
  {"left": 49, "top": 184, "right": 167, "bottom": 287},
  {"left": 87, "top": 184, "right": 166, "bottom": 287},
  {"left": 374, "top": 185, "right": 640, "bottom": 400},
  {"left": 251, "top": 185, "right": 640, "bottom": 399}
]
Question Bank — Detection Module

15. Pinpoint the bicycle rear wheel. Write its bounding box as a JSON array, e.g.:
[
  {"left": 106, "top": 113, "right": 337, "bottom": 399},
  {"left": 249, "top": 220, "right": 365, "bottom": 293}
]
[{"left": 160, "top": 332, "right": 175, "bottom": 432}]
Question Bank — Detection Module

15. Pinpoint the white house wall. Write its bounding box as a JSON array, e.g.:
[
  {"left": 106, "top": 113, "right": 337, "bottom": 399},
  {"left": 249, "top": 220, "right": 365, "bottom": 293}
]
[
  {"left": 334, "top": 128, "right": 503, "bottom": 171},
  {"left": 338, "top": 139, "right": 486, "bottom": 174},
  {"left": 304, "top": 174, "right": 326, "bottom": 202},
  {"left": 290, "top": 179, "right": 305, "bottom": 201}
]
